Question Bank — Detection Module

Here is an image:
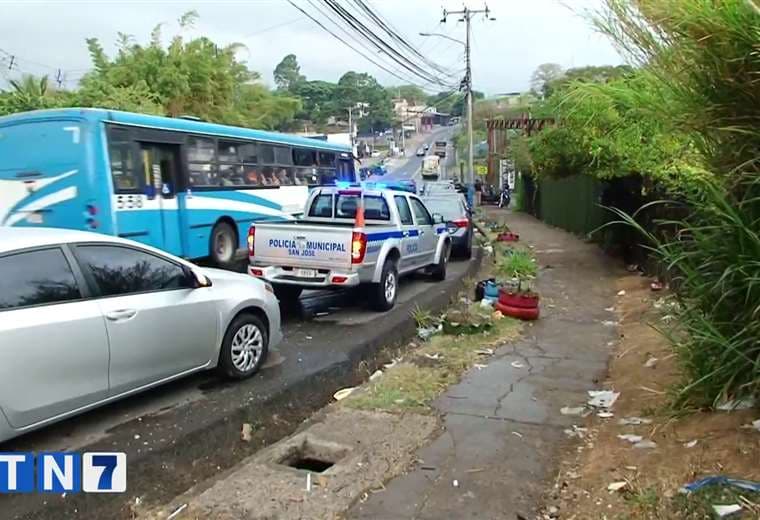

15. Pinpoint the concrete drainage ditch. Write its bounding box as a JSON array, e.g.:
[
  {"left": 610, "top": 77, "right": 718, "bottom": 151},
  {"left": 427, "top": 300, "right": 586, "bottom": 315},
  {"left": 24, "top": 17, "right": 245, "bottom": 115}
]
[{"left": 146, "top": 407, "right": 440, "bottom": 519}]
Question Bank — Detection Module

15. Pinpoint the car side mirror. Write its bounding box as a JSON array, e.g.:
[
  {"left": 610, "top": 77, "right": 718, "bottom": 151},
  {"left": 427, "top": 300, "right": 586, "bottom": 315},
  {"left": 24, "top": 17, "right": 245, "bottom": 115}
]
[
  {"left": 186, "top": 267, "right": 213, "bottom": 288},
  {"left": 432, "top": 213, "right": 444, "bottom": 225}
]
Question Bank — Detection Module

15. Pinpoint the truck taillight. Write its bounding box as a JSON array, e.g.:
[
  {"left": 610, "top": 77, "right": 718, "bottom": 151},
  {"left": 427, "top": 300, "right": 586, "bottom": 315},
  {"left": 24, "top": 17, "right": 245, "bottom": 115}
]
[
  {"left": 247, "top": 226, "right": 255, "bottom": 256},
  {"left": 351, "top": 231, "right": 367, "bottom": 264}
]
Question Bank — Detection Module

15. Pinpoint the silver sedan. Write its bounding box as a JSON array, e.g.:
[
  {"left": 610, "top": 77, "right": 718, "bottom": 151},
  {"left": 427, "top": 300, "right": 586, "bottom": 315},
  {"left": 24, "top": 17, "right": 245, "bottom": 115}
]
[{"left": 0, "top": 227, "right": 282, "bottom": 443}]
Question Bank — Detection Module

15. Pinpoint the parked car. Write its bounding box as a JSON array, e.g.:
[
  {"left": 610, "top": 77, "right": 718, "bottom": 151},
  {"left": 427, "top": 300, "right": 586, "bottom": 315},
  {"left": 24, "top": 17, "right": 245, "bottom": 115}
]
[
  {"left": 423, "top": 143, "right": 430, "bottom": 151},
  {"left": 248, "top": 185, "right": 451, "bottom": 311},
  {"left": 416, "top": 147, "right": 426, "bottom": 157},
  {"left": 421, "top": 195, "right": 473, "bottom": 258},
  {"left": 0, "top": 227, "right": 282, "bottom": 443}
]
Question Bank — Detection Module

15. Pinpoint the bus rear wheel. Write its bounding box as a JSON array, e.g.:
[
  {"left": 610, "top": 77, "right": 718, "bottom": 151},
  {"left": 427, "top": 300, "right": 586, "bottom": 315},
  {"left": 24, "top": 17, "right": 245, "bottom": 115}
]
[{"left": 210, "top": 221, "right": 238, "bottom": 269}]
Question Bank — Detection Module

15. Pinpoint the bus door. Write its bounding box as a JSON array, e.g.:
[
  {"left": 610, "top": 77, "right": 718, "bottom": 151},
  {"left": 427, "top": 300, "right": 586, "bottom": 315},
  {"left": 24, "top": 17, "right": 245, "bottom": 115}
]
[
  {"left": 140, "top": 143, "right": 184, "bottom": 256},
  {"left": 336, "top": 152, "right": 355, "bottom": 182}
]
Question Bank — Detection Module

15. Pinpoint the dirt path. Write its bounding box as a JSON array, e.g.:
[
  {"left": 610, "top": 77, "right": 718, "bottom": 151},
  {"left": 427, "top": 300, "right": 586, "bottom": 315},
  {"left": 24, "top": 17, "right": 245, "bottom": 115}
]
[{"left": 349, "top": 209, "right": 623, "bottom": 519}]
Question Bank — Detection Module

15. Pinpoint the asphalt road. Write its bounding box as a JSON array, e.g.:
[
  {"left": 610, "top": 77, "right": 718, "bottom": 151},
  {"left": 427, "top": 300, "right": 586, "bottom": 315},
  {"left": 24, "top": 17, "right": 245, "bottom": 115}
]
[
  {"left": 0, "top": 254, "right": 480, "bottom": 520},
  {"left": 385, "top": 125, "right": 458, "bottom": 180}
]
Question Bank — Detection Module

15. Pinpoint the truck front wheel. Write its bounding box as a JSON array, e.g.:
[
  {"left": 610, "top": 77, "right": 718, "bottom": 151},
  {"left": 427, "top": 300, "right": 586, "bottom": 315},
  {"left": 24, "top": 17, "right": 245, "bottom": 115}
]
[{"left": 369, "top": 260, "right": 398, "bottom": 311}]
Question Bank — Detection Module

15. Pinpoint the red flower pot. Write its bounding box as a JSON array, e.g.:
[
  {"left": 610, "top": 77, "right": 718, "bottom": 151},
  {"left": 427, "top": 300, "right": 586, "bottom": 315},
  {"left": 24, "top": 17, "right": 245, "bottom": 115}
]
[
  {"left": 495, "top": 301, "right": 540, "bottom": 321},
  {"left": 496, "top": 232, "right": 520, "bottom": 242},
  {"left": 498, "top": 289, "right": 539, "bottom": 309}
]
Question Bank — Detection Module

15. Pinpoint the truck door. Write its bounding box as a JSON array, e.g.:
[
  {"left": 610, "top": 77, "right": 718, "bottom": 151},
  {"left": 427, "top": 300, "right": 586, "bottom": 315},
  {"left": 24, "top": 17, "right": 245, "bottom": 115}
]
[
  {"left": 393, "top": 195, "right": 418, "bottom": 272},
  {"left": 139, "top": 143, "right": 184, "bottom": 256},
  {"left": 409, "top": 197, "right": 437, "bottom": 266}
]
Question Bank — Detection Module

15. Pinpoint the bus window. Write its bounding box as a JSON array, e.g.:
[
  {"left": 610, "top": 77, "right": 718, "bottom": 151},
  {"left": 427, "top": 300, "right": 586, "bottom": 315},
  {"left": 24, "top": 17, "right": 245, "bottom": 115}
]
[
  {"left": 294, "top": 148, "right": 316, "bottom": 167},
  {"left": 259, "top": 144, "right": 275, "bottom": 164},
  {"left": 109, "top": 142, "right": 140, "bottom": 192},
  {"left": 318, "top": 151, "right": 335, "bottom": 167},
  {"left": 274, "top": 146, "right": 292, "bottom": 165},
  {"left": 186, "top": 136, "right": 218, "bottom": 186},
  {"left": 239, "top": 142, "right": 258, "bottom": 163}
]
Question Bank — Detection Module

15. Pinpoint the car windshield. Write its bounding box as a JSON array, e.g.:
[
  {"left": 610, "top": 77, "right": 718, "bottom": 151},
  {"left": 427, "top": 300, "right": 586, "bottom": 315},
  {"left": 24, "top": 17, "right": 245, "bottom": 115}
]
[
  {"left": 335, "top": 194, "right": 391, "bottom": 221},
  {"left": 423, "top": 198, "right": 464, "bottom": 220}
]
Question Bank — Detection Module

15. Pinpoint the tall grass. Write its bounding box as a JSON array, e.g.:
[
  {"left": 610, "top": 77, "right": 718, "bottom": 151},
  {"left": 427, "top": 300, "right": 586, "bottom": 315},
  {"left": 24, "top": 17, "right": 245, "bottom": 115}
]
[
  {"left": 589, "top": 0, "right": 760, "bottom": 406},
  {"left": 605, "top": 176, "right": 760, "bottom": 405}
]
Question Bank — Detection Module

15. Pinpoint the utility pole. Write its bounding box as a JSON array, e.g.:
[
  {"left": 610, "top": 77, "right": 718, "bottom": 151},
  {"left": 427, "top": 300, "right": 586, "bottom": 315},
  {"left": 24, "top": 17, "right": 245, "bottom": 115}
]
[{"left": 440, "top": 4, "right": 495, "bottom": 206}]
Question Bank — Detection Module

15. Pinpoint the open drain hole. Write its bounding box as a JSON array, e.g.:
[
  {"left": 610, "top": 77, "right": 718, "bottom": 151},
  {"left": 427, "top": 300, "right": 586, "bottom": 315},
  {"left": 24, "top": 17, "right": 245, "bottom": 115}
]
[
  {"left": 276, "top": 437, "right": 349, "bottom": 474},
  {"left": 286, "top": 456, "right": 334, "bottom": 473}
]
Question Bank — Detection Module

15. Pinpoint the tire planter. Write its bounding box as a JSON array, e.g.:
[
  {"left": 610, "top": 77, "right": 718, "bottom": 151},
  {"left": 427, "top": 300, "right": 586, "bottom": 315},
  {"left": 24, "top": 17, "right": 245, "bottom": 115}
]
[
  {"left": 495, "top": 301, "right": 540, "bottom": 321},
  {"left": 496, "top": 232, "right": 520, "bottom": 242},
  {"left": 498, "top": 289, "right": 539, "bottom": 309}
]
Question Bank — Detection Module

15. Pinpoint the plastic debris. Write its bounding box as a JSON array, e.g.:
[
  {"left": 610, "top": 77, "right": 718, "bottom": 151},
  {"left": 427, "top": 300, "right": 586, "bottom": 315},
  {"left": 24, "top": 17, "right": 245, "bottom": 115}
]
[
  {"left": 561, "top": 406, "right": 586, "bottom": 416},
  {"left": 417, "top": 327, "right": 439, "bottom": 341},
  {"left": 564, "top": 425, "right": 587, "bottom": 438},
  {"left": 479, "top": 298, "right": 493, "bottom": 309},
  {"left": 617, "top": 290, "right": 626, "bottom": 296},
  {"left": 618, "top": 416, "right": 652, "bottom": 426},
  {"left": 716, "top": 397, "right": 756, "bottom": 411},
  {"left": 684, "top": 440, "right": 699, "bottom": 448},
  {"left": 167, "top": 504, "right": 188, "bottom": 520},
  {"left": 510, "top": 361, "right": 525, "bottom": 369},
  {"left": 240, "top": 423, "right": 253, "bottom": 442},
  {"left": 452, "top": 479, "right": 459, "bottom": 488},
  {"left": 588, "top": 390, "right": 620, "bottom": 409},
  {"left": 597, "top": 411, "right": 614, "bottom": 418},
  {"left": 511, "top": 431, "right": 523, "bottom": 438},
  {"left": 306, "top": 472, "right": 312, "bottom": 492},
  {"left": 650, "top": 281, "right": 664, "bottom": 291},
  {"left": 475, "top": 348, "right": 494, "bottom": 356},
  {"left": 633, "top": 439, "right": 657, "bottom": 449},
  {"left": 369, "top": 370, "right": 383, "bottom": 381},
  {"left": 602, "top": 320, "right": 618, "bottom": 327},
  {"left": 305, "top": 335, "right": 313, "bottom": 340},
  {"left": 474, "top": 363, "right": 487, "bottom": 370},
  {"left": 423, "top": 353, "right": 441, "bottom": 360},
  {"left": 333, "top": 387, "right": 356, "bottom": 401},
  {"left": 713, "top": 505, "right": 742, "bottom": 517},
  {"left": 746, "top": 419, "right": 760, "bottom": 432},
  {"left": 492, "top": 310, "right": 504, "bottom": 321},
  {"left": 618, "top": 434, "right": 643, "bottom": 444},
  {"left": 644, "top": 357, "right": 658, "bottom": 368},
  {"left": 607, "top": 481, "right": 627, "bottom": 492},
  {"left": 605, "top": 306, "right": 615, "bottom": 312},
  {"left": 680, "top": 476, "right": 760, "bottom": 494}
]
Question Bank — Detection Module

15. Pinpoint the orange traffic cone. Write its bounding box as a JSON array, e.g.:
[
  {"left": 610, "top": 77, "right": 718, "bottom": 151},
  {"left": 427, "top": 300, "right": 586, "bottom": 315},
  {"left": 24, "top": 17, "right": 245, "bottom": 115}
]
[{"left": 354, "top": 200, "right": 365, "bottom": 228}]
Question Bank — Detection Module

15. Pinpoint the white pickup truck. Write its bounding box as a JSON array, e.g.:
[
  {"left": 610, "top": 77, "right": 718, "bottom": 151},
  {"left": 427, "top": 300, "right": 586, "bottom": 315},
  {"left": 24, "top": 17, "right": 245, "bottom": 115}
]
[{"left": 247, "top": 186, "right": 451, "bottom": 311}]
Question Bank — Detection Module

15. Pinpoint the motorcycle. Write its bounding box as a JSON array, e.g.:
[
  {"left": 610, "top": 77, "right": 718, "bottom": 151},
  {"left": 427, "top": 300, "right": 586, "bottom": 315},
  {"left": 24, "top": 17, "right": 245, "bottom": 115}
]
[{"left": 498, "top": 186, "right": 511, "bottom": 208}]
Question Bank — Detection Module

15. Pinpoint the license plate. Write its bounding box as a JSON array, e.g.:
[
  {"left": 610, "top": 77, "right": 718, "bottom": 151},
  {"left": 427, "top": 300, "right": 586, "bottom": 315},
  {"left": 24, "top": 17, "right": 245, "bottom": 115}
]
[{"left": 296, "top": 268, "right": 318, "bottom": 278}]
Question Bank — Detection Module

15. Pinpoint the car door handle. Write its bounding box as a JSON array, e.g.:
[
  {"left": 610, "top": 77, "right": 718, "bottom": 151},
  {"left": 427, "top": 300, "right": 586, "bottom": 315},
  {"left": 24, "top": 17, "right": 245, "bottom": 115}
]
[
  {"left": 403, "top": 231, "right": 410, "bottom": 237},
  {"left": 105, "top": 309, "right": 137, "bottom": 321},
  {"left": 420, "top": 230, "right": 426, "bottom": 236}
]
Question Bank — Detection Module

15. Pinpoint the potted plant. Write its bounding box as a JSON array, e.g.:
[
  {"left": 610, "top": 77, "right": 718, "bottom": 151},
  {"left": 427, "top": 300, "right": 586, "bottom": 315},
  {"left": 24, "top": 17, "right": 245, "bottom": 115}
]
[{"left": 496, "top": 249, "right": 539, "bottom": 320}]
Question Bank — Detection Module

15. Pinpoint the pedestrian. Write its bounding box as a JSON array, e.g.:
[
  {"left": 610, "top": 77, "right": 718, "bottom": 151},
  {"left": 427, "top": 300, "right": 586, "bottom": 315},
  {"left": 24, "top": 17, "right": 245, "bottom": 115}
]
[{"left": 475, "top": 178, "right": 483, "bottom": 206}]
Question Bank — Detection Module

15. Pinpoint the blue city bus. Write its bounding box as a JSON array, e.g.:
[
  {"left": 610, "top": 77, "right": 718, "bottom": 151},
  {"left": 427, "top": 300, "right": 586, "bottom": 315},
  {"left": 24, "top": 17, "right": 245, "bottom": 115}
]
[{"left": 0, "top": 108, "right": 355, "bottom": 265}]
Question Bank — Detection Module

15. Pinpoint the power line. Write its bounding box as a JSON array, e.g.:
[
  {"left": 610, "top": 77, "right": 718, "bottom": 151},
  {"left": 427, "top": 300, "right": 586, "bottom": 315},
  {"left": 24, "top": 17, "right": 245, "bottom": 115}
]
[
  {"left": 287, "top": 0, "right": 456, "bottom": 92},
  {"left": 317, "top": 0, "right": 457, "bottom": 88},
  {"left": 351, "top": 0, "right": 459, "bottom": 80}
]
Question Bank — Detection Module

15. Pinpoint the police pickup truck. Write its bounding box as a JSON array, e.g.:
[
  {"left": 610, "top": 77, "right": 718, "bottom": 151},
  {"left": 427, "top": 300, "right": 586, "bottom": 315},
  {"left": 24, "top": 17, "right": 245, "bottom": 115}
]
[{"left": 247, "top": 185, "right": 451, "bottom": 311}]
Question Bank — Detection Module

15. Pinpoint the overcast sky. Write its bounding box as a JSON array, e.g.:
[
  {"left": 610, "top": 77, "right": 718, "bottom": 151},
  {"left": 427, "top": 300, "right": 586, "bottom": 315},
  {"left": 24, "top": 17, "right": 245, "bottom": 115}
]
[{"left": 0, "top": 0, "right": 623, "bottom": 95}]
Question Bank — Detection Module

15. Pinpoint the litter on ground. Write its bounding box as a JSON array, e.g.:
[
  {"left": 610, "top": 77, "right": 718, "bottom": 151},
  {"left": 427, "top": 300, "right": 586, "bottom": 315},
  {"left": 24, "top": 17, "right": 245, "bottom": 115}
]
[
  {"left": 240, "top": 423, "right": 253, "bottom": 442},
  {"left": 633, "top": 439, "right": 657, "bottom": 449},
  {"left": 716, "top": 397, "right": 756, "bottom": 411},
  {"left": 617, "top": 434, "right": 643, "bottom": 444},
  {"left": 560, "top": 406, "right": 586, "bottom": 416},
  {"left": 684, "top": 440, "right": 699, "bottom": 448},
  {"left": 679, "top": 476, "right": 760, "bottom": 494},
  {"left": 333, "top": 387, "right": 356, "bottom": 401},
  {"left": 510, "top": 360, "right": 525, "bottom": 369},
  {"left": 644, "top": 357, "right": 658, "bottom": 368},
  {"left": 712, "top": 504, "right": 742, "bottom": 517},
  {"left": 587, "top": 390, "right": 620, "bottom": 409},
  {"left": 607, "top": 481, "right": 627, "bottom": 492},
  {"left": 618, "top": 416, "right": 652, "bottom": 426},
  {"left": 369, "top": 370, "right": 383, "bottom": 381}
]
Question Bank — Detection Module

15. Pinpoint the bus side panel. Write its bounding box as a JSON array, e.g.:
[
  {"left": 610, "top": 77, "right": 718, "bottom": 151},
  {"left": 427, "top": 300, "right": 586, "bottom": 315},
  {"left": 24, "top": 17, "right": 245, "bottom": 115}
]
[
  {"left": 0, "top": 119, "right": 94, "bottom": 232},
  {"left": 181, "top": 190, "right": 292, "bottom": 259}
]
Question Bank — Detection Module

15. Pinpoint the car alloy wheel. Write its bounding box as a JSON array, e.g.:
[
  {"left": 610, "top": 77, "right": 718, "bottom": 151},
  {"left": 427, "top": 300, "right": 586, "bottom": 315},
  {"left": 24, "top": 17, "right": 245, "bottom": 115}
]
[
  {"left": 230, "top": 323, "right": 263, "bottom": 372},
  {"left": 385, "top": 270, "right": 397, "bottom": 303}
]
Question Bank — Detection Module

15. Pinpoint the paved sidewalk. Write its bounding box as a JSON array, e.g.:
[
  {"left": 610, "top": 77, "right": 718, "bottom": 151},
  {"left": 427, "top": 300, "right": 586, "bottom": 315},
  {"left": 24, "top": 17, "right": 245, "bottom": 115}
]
[{"left": 349, "top": 210, "right": 622, "bottom": 519}]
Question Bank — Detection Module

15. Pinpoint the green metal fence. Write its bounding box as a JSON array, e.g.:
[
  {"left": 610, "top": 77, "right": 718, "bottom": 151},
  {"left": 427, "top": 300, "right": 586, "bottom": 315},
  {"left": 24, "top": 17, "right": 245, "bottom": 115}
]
[{"left": 517, "top": 173, "right": 608, "bottom": 237}]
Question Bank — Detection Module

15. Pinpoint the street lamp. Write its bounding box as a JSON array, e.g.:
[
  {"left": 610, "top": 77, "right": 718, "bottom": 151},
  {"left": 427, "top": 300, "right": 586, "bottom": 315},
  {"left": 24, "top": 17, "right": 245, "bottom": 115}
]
[{"left": 418, "top": 32, "right": 466, "bottom": 47}]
